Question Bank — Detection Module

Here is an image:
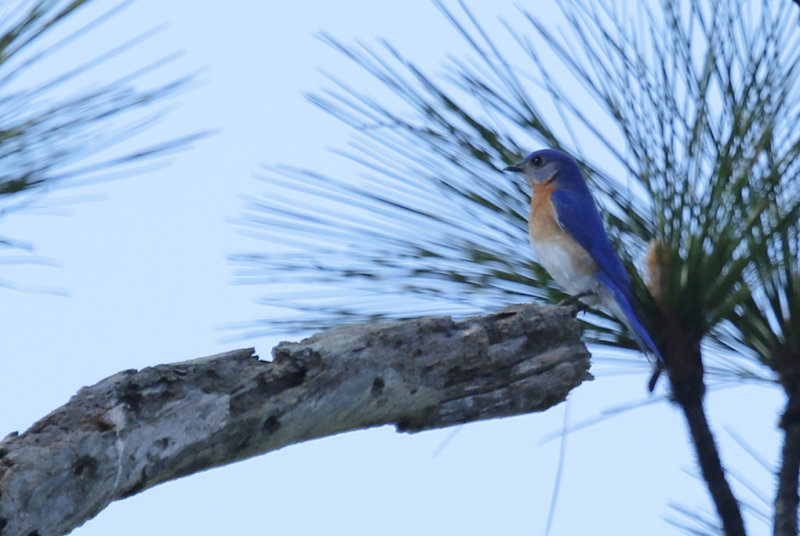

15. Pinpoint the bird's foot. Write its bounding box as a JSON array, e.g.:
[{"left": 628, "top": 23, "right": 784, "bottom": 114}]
[{"left": 558, "top": 290, "right": 594, "bottom": 307}]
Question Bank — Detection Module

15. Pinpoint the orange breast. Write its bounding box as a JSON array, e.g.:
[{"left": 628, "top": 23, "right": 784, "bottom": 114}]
[
  {"left": 529, "top": 181, "right": 562, "bottom": 242},
  {"left": 529, "top": 181, "right": 598, "bottom": 278}
]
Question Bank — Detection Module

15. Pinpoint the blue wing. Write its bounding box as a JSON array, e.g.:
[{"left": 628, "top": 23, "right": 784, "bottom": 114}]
[
  {"left": 550, "top": 189, "right": 664, "bottom": 363},
  {"left": 550, "top": 189, "right": 631, "bottom": 292}
]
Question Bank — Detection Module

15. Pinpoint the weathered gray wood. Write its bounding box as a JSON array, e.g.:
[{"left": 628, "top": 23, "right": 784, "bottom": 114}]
[{"left": 0, "top": 302, "right": 590, "bottom": 536}]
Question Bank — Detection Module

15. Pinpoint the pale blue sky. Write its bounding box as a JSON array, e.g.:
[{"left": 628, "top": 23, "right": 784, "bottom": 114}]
[{"left": 0, "top": 1, "right": 784, "bottom": 534}]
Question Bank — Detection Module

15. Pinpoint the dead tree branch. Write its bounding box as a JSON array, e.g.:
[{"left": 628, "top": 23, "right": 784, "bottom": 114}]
[{"left": 0, "top": 302, "right": 590, "bottom": 536}]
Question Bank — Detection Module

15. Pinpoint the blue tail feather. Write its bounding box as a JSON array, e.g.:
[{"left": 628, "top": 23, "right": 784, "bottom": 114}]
[{"left": 597, "top": 273, "right": 665, "bottom": 364}]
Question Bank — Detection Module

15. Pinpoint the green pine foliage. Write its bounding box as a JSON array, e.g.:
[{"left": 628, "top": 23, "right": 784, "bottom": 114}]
[
  {"left": 235, "top": 0, "right": 800, "bottom": 369},
  {"left": 0, "top": 0, "right": 202, "bottom": 261},
  {"left": 236, "top": 1, "right": 800, "bottom": 531}
]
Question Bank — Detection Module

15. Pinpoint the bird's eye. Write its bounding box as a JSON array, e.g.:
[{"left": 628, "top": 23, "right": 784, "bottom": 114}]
[{"left": 532, "top": 155, "right": 544, "bottom": 167}]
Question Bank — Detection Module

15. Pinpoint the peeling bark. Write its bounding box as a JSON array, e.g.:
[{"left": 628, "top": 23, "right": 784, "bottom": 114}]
[{"left": 0, "top": 302, "right": 590, "bottom": 536}]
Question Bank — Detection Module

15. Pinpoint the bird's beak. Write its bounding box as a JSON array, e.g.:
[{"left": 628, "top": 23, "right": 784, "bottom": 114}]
[{"left": 504, "top": 163, "right": 524, "bottom": 172}]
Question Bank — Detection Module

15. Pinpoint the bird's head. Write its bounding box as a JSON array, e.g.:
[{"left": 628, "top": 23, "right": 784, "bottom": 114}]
[{"left": 504, "top": 148, "right": 583, "bottom": 190}]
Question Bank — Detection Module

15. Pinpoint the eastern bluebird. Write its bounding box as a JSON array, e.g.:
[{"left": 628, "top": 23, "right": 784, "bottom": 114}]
[{"left": 505, "top": 148, "right": 664, "bottom": 366}]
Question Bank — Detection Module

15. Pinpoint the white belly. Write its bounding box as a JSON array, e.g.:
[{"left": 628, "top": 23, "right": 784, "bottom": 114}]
[{"left": 532, "top": 240, "right": 600, "bottom": 297}]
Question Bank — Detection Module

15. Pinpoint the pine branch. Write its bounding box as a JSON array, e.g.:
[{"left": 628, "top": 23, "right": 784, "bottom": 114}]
[
  {"left": 775, "top": 393, "right": 800, "bottom": 536},
  {"left": 679, "top": 400, "right": 746, "bottom": 536},
  {"left": 0, "top": 302, "right": 589, "bottom": 536},
  {"left": 667, "top": 339, "right": 746, "bottom": 536}
]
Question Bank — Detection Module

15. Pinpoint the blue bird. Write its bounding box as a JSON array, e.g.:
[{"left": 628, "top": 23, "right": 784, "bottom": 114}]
[{"left": 505, "top": 148, "right": 664, "bottom": 366}]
